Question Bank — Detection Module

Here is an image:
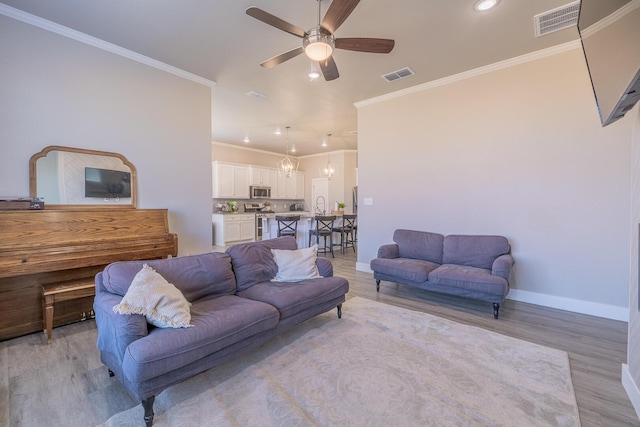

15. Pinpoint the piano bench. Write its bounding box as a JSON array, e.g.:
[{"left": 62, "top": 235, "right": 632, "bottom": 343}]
[{"left": 41, "top": 279, "right": 95, "bottom": 344}]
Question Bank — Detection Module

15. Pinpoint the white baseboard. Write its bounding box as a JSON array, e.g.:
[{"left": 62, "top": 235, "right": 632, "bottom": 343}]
[
  {"left": 622, "top": 364, "right": 640, "bottom": 420},
  {"left": 507, "top": 289, "right": 628, "bottom": 321},
  {"left": 356, "top": 262, "right": 372, "bottom": 273},
  {"left": 355, "top": 262, "right": 628, "bottom": 321}
]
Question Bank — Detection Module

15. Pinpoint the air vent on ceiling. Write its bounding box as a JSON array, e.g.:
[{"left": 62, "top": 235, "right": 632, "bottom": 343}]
[
  {"left": 534, "top": 1, "right": 580, "bottom": 37},
  {"left": 382, "top": 67, "right": 415, "bottom": 83},
  {"left": 246, "top": 90, "right": 267, "bottom": 99}
]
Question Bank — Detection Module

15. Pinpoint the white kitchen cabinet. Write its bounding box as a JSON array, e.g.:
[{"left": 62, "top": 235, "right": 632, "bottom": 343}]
[
  {"left": 268, "top": 170, "right": 279, "bottom": 195},
  {"left": 295, "top": 171, "right": 305, "bottom": 199},
  {"left": 212, "top": 213, "right": 255, "bottom": 246},
  {"left": 275, "top": 171, "right": 305, "bottom": 199},
  {"left": 212, "top": 162, "right": 250, "bottom": 198},
  {"left": 249, "top": 166, "right": 272, "bottom": 186}
]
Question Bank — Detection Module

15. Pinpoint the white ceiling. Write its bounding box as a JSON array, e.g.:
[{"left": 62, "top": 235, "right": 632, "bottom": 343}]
[{"left": 1, "top": 0, "right": 580, "bottom": 156}]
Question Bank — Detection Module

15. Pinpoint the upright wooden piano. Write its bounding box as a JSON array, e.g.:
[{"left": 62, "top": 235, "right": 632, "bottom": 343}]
[{"left": 0, "top": 208, "right": 178, "bottom": 341}]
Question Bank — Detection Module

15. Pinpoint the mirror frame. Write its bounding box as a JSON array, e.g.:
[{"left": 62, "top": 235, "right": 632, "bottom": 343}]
[{"left": 29, "top": 145, "right": 137, "bottom": 209}]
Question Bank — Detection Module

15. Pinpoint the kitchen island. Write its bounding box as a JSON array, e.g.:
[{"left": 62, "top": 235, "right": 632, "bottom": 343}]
[
  {"left": 263, "top": 212, "right": 346, "bottom": 248},
  {"left": 263, "top": 212, "right": 312, "bottom": 248}
]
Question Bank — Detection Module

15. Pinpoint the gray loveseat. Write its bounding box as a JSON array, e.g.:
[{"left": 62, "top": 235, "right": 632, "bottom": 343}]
[
  {"left": 370, "top": 229, "right": 513, "bottom": 318},
  {"left": 94, "top": 236, "right": 349, "bottom": 426}
]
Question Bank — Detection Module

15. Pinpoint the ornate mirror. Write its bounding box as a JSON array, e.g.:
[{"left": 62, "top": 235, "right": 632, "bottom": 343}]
[{"left": 29, "top": 146, "right": 137, "bottom": 208}]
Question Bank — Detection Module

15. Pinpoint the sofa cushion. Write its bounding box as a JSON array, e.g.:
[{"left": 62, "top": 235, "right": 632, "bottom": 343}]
[
  {"left": 442, "top": 235, "right": 510, "bottom": 270},
  {"left": 370, "top": 257, "right": 439, "bottom": 283},
  {"left": 271, "top": 245, "right": 321, "bottom": 282},
  {"left": 428, "top": 264, "right": 508, "bottom": 297},
  {"left": 237, "top": 277, "right": 349, "bottom": 320},
  {"left": 226, "top": 237, "right": 298, "bottom": 292},
  {"left": 101, "top": 252, "right": 236, "bottom": 302},
  {"left": 122, "top": 295, "right": 279, "bottom": 383},
  {"left": 393, "top": 229, "right": 444, "bottom": 264},
  {"left": 113, "top": 264, "right": 192, "bottom": 329}
]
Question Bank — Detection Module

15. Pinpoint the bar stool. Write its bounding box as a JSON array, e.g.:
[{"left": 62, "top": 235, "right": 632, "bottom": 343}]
[
  {"left": 332, "top": 214, "right": 357, "bottom": 254},
  {"left": 275, "top": 215, "right": 300, "bottom": 238},
  {"left": 308, "top": 215, "right": 336, "bottom": 258}
]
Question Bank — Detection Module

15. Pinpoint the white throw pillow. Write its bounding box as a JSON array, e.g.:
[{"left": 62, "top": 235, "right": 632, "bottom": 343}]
[
  {"left": 271, "top": 245, "right": 322, "bottom": 282},
  {"left": 113, "top": 264, "right": 193, "bottom": 328}
]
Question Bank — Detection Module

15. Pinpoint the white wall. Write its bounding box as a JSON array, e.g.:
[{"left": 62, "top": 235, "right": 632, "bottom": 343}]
[
  {"left": 0, "top": 15, "right": 213, "bottom": 256},
  {"left": 624, "top": 107, "right": 640, "bottom": 416},
  {"left": 357, "top": 47, "right": 634, "bottom": 318}
]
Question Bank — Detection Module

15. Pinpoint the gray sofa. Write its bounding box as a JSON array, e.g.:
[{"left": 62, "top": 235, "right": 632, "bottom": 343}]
[
  {"left": 94, "top": 236, "right": 349, "bottom": 426},
  {"left": 370, "top": 229, "right": 513, "bottom": 318}
]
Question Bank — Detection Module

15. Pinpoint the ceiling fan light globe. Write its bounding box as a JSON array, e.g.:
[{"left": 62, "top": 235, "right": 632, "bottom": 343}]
[
  {"left": 305, "top": 42, "right": 333, "bottom": 61},
  {"left": 304, "top": 28, "right": 334, "bottom": 61}
]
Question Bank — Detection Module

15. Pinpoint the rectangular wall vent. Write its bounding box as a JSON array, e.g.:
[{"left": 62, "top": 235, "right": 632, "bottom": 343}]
[
  {"left": 382, "top": 67, "right": 415, "bottom": 83},
  {"left": 534, "top": 1, "right": 580, "bottom": 37}
]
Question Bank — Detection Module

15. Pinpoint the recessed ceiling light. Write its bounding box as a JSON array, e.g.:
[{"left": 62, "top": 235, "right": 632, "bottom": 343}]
[
  {"left": 274, "top": 128, "right": 281, "bottom": 135},
  {"left": 243, "top": 137, "right": 250, "bottom": 143},
  {"left": 474, "top": 0, "right": 499, "bottom": 11}
]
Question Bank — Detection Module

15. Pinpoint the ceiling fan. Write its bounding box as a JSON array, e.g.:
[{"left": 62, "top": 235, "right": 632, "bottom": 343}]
[{"left": 246, "top": 0, "right": 395, "bottom": 81}]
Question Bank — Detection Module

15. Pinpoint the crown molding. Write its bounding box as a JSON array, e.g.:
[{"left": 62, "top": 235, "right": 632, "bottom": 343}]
[
  {"left": 298, "top": 149, "right": 357, "bottom": 159},
  {"left": 212, "top": 141, "right": 288, "bottom": 157},
  {"left": 355, "top": 40, "right": 582, "bottom": 108},
  {"left": 212, "top": 141, "right": 356, "bottom": 158},
  {"left": 580, "top": 0, "right": 640, "bottom": 38},
  {"left": 0, "top": 3, "right": 216, "bottom": 88}
]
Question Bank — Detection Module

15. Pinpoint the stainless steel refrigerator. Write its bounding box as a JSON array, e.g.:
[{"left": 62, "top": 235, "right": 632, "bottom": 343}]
[{"left": 352, "top": 186, "right": 358, "bottom": 214}]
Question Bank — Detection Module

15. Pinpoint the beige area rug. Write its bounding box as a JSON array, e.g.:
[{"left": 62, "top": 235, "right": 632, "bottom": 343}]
[{"left": 101, "top": 297, "right": 581, "bottom": 427}]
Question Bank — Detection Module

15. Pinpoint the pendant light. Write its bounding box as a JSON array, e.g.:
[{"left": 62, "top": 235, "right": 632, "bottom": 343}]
[
  {"left": 323, "top": 133, "right": 335, "bottom": 180},
  {"left": 277, "top": 126, "right": 299, "bottom": 178}
]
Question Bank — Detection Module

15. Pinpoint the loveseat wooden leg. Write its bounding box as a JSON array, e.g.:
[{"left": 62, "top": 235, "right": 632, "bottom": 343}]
[
  {"left": 493, "top": 303, "right": 500, "bottom": 319},
  {"left": 337, "top": 304, "right": 342, "bottom": 319},
  {"left": 142, "top": 396, "right": 155, "bottom": 427},
  {"left": 375, "top": 279, "right": 380, "bottom": 292}
]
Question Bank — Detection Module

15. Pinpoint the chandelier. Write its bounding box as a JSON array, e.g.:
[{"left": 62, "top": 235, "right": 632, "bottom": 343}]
[
  {"left": 323, "top": 133, "right": 335, "bottom": 180},
  {"left": 277, "top": 126, "right": 299, "bottom": 178}
]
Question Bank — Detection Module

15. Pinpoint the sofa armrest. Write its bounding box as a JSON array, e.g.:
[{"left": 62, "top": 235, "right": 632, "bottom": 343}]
[
  {"left": 377, "top": 243, "right": 399, "bottom": 259},
  {"left": 94, "top": 275, "right": 148, "bottom": 362},
  {"left": 317, "top": 257, "right": 333, "bottom": 277},
  {"left": 492, "top": 254, "right": 514, "bottom": 281}
]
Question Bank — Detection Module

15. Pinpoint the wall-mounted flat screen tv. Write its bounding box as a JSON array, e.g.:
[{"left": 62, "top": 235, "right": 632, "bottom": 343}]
[
  {"left": 85, "top": 167, "right": 131, "bottom": 198},
  {"left": 578, "top": 0, "right": 640, "bottom": 126}
]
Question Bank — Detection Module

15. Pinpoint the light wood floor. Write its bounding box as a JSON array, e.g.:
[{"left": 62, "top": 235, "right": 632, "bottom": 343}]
[{"left": 2, "top": 245, "right": 639, "bottom": 426}]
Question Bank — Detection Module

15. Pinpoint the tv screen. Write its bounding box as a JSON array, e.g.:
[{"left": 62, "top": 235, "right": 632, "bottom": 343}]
[
  {"left": 85, "top": 167, "right": 132, "bottom": 198},
  {"left": 578, "top": 0, "right": 640, "bottom": 126}
]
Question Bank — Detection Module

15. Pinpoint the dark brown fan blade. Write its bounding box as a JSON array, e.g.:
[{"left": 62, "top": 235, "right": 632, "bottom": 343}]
[
  {"left": 335, "top": 38, "right": 395, "bottom": 54},
  {"left": 246, "top": 7, "right": 306, "bottom": 38},
  {"left": 260, "top": 47, "right": 305, "bottom": 69},
  {"left": 321, "top": 0, "right": 361, "bottom": 34},
  {"left": 319, "top": 56, "right": 339, "bottom": 81}
]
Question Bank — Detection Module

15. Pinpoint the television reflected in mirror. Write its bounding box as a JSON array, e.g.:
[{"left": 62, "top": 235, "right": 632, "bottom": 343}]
[
  {"left": 578, "top": 0, "right": 640, "bottom": 126},
  {"left": 30, "top": 145, "right": 137, "bottom": 208},
  {"left": 85, "top": 167, "right": 132, "bottom": 199}
]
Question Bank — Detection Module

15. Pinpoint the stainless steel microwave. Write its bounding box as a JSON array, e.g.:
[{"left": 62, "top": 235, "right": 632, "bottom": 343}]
[{"left": 250, "top": 185, "right": 271, "bottom": 199}]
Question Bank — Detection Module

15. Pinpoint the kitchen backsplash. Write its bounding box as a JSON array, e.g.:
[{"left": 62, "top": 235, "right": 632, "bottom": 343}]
[{"left": 213, "top": 198, "right": 306, "bottom": 213}]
